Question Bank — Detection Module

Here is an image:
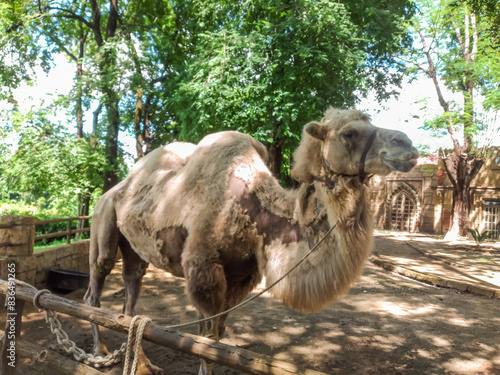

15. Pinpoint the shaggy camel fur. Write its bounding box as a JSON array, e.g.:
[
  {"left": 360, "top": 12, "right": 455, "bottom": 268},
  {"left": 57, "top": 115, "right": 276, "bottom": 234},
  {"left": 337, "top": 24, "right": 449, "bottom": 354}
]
[{"left": 84, "top": 108, "right": 419, "bottom": 375}]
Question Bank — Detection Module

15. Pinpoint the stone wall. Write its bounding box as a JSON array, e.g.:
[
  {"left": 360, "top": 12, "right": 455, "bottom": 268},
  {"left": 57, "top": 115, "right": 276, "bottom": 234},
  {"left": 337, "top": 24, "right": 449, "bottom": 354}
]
[
  {"left": 0, "top": 215, "right": 90, "bottom": 289},
  {"left": 33, "top": 240, "right": 90, "bottom": 288}
]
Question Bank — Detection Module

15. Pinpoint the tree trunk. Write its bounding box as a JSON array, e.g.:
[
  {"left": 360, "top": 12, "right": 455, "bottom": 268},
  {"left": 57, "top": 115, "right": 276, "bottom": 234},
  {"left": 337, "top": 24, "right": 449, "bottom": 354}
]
[
  {"left": 103, "top": 98, "right": 120, "bottom": 193},
  {"left": 442, "top": 151, "right": 484, "bottom": 238},
  {"left": 90, "top": 103, "right": 102, "bottom": 148},
  {"left": 142, "top": 74, "right": 167, "bottom": 155},
  {"left": 268, "top": 137, "right": 284, "bottom": 181},
  {"left": 449, "top": 183, "right": 471, "bottom": 238},
  {"left": 75, "top": 59, "right": 84, "bottom": 140},
  {"left": 75, "top": 25, "right": 87, "bottom": 140},
  {"left": 143, "top": 94, "right": 153, "bottom": 154},
  {"left": 267, "top": 115, "right": 284, "bottom": 181},
  {"left": 90, "top": 0, "right": 121, "bottom": 193},
  {"left": 76, "top": 193, "right": 91, "bottom": 240},
  {"left": 134, "top": 89, "right": 145, "bottom": 159}
]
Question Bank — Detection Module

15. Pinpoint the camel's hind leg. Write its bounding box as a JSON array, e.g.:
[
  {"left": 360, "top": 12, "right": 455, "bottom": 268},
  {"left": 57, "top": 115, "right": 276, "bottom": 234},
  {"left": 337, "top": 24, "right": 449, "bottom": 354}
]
[
  {"left": 196, "top": 272, "right": 262, "bottom": 375},
  {"left": 83, "top": 204, "right": 120, "bottom": 356},
  {"left": 197, "top": 315, "right": 221, "bottom": 375}
]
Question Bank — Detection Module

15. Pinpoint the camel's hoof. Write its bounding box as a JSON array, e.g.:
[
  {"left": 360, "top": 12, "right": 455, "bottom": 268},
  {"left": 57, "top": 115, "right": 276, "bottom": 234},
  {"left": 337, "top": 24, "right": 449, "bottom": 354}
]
[
  {"left": 136, "top": 349, "right": 164, "bottom": 375},
  {"left": 198, "top": 362, "right": 214, "bottom": 375},
  {"left": 94, "top": 342, "right": 111, "bottom": 357},
  {"left": 137, "top": 362, "right": 164, "bottom": 375}
]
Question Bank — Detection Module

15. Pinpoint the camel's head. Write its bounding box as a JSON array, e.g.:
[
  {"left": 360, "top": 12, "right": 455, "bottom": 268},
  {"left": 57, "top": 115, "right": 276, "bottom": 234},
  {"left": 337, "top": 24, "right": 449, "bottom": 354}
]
[{"left": 292, "top": 108, "right": 419, "bottom": 184}]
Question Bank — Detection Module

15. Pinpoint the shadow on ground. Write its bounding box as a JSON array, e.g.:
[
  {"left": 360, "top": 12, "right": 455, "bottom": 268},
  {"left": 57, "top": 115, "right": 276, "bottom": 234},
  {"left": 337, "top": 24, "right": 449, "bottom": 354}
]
[{"left": 4, "top": 234, "right": 500, "bottom": 374}]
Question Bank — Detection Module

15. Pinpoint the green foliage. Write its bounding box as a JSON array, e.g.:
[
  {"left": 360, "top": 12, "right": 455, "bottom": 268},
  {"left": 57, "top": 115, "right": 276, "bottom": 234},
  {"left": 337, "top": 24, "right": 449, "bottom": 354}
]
[
  {"left": 33, "top": 215, "right": 91, "bottom": 248},
  {"left": 467, "top": 227, "right": 490, "bottom": 246},
  {"left": 343, "top": 0, "right": 416, "bottom": 101},
  {"left": 0, "top": 111, "right": 117, "bottom": 215},
  {"left": 464, "top": 0, "right": 500, "bottom": 111},
  {"left": 0, "top": 0, "right": 48, "bottom": 99},
  {"left": 1, "top": 0, "right": 416, "bottom": 207},
  {"left": 0, "top": 198, "right": 88, "bottom": 247},
  {"left": 169, "top": 0, "right": 415, "bottom": 176},
  {"left": 34, "top": 238, "right": 67, "bottom": 252},
  {"left": 407, "top": 0, "right": 499, "bottom": 135},
  {"left": 0, "top": 199, "right": 42, "bottom": 216},
  {"left": 419, "top": 164, "right": 438, "bottom": 174}
]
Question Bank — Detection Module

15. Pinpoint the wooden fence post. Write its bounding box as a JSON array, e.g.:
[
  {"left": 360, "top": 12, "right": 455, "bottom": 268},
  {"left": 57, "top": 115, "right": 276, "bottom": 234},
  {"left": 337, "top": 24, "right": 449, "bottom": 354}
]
[
  {"left": 0, "top": 215, "right": 36, "bottom": 375},
  {"left": 66, "top": 219, "right": 72, "bottom": 244}
]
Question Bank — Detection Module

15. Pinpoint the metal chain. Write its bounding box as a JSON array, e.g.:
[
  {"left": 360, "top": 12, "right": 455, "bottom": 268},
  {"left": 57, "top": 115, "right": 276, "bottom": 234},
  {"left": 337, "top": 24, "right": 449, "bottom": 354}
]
[
  {"left": 44, "top": 306, "right": 127, "bottom": 367},
  {"left": 15, "top": 280, "right": 126, "bottom": 368}
]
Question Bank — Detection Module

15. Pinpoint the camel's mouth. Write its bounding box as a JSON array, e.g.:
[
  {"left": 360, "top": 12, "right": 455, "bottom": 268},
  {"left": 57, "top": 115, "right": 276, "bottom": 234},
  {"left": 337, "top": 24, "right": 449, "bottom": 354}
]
[{"left": 381, "top": 154, "right": 418, "bottom": 172}]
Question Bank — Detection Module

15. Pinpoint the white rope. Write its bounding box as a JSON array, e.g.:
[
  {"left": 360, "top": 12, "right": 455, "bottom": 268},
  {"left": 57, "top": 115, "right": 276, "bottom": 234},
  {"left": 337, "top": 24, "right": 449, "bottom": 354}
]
[{"left": 122, "top": 315, "right": 151, "bottom": 375}]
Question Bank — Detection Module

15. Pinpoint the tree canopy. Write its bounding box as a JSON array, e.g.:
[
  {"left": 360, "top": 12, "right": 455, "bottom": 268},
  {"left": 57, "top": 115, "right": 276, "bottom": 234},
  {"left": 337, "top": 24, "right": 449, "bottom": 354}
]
[
  {"left": 0, "top": 0, "right": 415, "bottom": 214},
  {"left": 170, "top": 0, "right": 415, "bottom": 180}
]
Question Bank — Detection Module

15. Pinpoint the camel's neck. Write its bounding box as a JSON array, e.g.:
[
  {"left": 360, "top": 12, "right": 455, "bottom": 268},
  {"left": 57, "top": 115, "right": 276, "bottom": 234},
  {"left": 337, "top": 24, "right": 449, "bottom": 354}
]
[{"left": 260, "top": 177, "right": 373, "bottom": 313}]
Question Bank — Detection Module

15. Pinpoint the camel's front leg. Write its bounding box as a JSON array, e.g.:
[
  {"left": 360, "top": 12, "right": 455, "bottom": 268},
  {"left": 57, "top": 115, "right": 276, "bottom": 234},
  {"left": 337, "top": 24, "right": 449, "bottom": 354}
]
[
  {"left": 198, "top": 315, "right": 220, "bottom": 375},
  {"left": 120, "top": 238, "right": 164, "bottom": 375},
  {"left": 183, "top": 236, "right": 228, "bottom": 375}
]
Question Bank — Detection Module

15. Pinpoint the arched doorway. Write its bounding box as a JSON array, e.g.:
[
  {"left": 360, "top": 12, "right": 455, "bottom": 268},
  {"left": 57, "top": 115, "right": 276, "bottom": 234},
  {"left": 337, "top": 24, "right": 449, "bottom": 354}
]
[
  {"left": 391, "top": 191, "right": 416, "bottom": 231},
  {"left": 386, "top": 183, "right": 420, "bottom": 232}
]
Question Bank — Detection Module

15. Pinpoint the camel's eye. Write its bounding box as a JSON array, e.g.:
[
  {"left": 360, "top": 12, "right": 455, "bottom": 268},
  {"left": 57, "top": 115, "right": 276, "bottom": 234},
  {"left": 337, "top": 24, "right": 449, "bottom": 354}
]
[
  {"left": 342, "top": 130, "right": 357, "bottom": 141},
  {"left": 392, "top": 138, "right": 409, "bottom": 147}
]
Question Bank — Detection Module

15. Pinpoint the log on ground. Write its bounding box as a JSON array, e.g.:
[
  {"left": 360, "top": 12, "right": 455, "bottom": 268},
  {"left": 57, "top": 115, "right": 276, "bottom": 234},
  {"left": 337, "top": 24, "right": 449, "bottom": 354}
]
[{"left": 0, "top": 279, "right": 326, "bottom": 375}]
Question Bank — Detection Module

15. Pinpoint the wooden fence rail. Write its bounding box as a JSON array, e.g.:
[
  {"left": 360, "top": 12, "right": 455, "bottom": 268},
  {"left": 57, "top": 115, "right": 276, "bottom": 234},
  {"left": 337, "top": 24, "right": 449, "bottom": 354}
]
[
  {"left": 0, "top": 279, "right": 326, "bottom": 375},
  {"left": 35, "top": 215, "right": 92, "bottom": 244}
]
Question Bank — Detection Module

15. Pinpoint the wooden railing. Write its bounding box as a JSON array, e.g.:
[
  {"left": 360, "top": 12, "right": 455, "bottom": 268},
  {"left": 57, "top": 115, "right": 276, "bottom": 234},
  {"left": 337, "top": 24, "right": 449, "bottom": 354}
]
[{"left": 35, "top": 216, "right": 92, "bottom": 244}]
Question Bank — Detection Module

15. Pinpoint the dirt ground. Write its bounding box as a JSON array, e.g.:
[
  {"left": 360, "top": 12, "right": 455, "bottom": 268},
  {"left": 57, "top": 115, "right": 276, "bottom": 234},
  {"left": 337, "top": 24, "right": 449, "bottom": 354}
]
[{"left": 6, "top": 235, "right": 500, "bottom": 375}]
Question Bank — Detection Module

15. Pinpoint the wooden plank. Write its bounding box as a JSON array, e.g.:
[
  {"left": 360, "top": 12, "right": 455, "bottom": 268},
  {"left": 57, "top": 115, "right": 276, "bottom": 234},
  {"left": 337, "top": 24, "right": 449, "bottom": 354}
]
[
  {"left": 0, "top": 330, "right": 104, "bottom": 375},
  {"left": 35, "top": 216, "right": 92, "bottom": 225},
  {"left": 0, "top": 280, "right": 326, "bottom": 375},
  {"left": 35, "top": 228, "right": 90, "bottom": 241}
]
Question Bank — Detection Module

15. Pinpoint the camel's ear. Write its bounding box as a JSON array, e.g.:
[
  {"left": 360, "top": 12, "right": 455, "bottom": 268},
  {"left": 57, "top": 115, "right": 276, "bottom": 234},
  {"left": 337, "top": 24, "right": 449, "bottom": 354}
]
[{"left": 305, "top": 122, "right": 328, "bottom": 141}]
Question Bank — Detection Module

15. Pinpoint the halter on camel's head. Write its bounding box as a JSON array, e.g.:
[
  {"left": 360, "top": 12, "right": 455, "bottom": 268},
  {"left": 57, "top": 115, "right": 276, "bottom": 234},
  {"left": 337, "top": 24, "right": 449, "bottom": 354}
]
[
  {"left": 292, "top": 108, "right": 419, "bottom": 190},
  {"left": 315, "top": 128, "right": 378, "bottom": 188}
]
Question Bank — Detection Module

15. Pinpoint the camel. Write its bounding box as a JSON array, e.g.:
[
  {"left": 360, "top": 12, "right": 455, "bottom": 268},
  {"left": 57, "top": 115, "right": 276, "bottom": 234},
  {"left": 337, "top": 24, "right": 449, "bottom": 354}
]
[{"left": 84, "top": 108, "right": 419, "bottom": 375}]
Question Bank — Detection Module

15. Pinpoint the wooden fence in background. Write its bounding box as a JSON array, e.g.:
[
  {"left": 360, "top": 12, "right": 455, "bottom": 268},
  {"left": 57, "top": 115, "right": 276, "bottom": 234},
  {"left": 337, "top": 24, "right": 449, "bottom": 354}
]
[{"left": 35, "top": 216, "right": 92, "bottom": 244}]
